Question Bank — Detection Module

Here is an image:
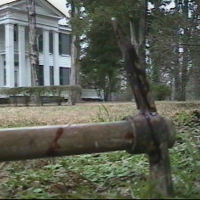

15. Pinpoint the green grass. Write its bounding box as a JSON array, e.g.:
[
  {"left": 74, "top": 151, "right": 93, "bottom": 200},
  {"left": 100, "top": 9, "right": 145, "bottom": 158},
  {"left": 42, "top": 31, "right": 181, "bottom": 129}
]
[{"left": 0, "top": 102, "right": 199, "bottom": 199}]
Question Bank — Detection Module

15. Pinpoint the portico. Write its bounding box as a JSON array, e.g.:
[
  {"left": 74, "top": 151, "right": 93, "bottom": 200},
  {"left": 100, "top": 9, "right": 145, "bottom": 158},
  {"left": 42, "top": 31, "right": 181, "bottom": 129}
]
[{"left": 0, "top": 0, "right": 71, "bottom": 89}]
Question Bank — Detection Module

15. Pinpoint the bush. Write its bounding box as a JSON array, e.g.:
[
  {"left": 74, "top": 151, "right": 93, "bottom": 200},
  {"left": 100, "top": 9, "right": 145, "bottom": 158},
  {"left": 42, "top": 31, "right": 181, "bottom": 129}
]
[
  {"left": 151, "top": 84, "right": 171, "bottom": 100},
  {"left": 0, "top": 85, "right": 82, "bottom": 106}
]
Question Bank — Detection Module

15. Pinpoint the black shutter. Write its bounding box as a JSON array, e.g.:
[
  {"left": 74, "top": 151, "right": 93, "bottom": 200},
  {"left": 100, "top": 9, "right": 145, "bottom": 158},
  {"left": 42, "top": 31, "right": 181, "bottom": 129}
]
[
  {"left": 38, "top": 35, "right": 43, "bottom": 52},
  {"left": 39, "top": 65, "right": 44, "bottom": 86},
  {"left": 49, "top": 32, "right": 53, "bottom": 54}
]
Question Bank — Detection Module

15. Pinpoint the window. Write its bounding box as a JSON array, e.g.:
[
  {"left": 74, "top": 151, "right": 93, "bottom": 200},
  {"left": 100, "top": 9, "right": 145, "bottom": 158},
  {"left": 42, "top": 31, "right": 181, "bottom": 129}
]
[
  {"left": 59, "top": 67, "right": 71, "bottom": 85},
  {"left": 38, "top": 65, "right": 44, "bottom": 86},
  {"left": 50, "top": 66, "right": 54, "bottom": 85},
  {"left": 4, "top": 68, "right": 6, "bottom": 86},
  {"left": 49, "top": 32, "right": 53, "bottom": 54},
  {"left": 38, "top": 33, "right": 53, "bottom": 54},
  {"left": 14, "top": 63, "right": 19, "bottom": 87},
  {"left": 14, "top": 24, "right": 18, "bottom": 42},
  {"left": 38, "top": 35, "right": 43, "bottom": 52},
  {"left": 59, "top": 33, "right": 71, "bottom": 55},
  {"left": 14, "top": 70, "right": 18, "bottom": 87}
]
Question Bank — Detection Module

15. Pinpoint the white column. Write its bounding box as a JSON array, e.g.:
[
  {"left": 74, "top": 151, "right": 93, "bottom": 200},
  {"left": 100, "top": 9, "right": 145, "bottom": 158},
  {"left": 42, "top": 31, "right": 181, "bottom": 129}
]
[
  {"left": 0, "top": 55, "right": 4, "bottom": 87},
  {"left": 53, "top": 31, "right": 59, "bottom": 85},
  {"left": 5, "top": 23, "right": 15, "bottom": 87},
  {"left": 26, "top": 56, "right": 32, "bottom": 86},
  {"left": 43, "top": 29, "right": 50, "bottom": 86},
  {"left": 18, "top": 25, "right": 26, "bottom": 86}
]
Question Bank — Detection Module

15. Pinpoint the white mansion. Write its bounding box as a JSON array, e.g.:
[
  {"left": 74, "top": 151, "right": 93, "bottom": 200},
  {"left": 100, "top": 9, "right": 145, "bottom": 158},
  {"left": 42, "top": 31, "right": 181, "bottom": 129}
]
[{"left": 0, "top": 0, "right": 71, "bottom": 88}]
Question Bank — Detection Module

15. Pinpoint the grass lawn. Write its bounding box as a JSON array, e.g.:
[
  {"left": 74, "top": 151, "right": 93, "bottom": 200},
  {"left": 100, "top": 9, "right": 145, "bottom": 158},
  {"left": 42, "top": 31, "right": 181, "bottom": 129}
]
[{"left": 0, "top": 101, "right": 199, "bottom": 199}]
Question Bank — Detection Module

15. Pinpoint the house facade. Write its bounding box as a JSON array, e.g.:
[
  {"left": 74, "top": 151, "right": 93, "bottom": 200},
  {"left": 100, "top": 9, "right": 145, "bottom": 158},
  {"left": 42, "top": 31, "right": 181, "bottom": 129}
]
[{"left": 0, "top": 0, "right": 71, "bottom": 88}]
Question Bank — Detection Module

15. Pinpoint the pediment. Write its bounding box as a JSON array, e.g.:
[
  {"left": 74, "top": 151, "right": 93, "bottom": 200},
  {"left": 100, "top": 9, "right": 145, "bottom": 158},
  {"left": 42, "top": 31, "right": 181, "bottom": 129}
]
[{"left": 1, "top": 0, "right": 65, "bottom": 18}]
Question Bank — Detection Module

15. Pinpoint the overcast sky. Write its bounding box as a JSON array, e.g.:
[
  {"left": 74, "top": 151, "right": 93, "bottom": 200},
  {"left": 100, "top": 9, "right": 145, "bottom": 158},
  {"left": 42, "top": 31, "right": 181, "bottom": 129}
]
[{"left": 47, "top": 0, "right": 69, "bottom": 16}]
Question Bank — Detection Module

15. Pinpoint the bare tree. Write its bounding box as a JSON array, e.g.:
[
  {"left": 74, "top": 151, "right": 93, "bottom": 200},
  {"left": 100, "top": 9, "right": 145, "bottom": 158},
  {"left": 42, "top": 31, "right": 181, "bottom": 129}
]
[
  {"left": 69, "top": 0, "right": 80, "bottom": 86},
  {"left": 67, "top": 0, "right": 81, "bottom": 105},
  {"left": 26, "top": 0, "right": 39, "bottom": 87},
  {"left": 26, "top": 0, "right": 40, "bottom": 105}
]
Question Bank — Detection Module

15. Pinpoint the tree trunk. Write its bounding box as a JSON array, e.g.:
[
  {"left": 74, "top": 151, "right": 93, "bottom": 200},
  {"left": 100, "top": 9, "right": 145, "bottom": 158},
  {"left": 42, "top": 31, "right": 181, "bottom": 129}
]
[
  {"left": 26, "top": 0, "right": 39, "bottom": 86},
  {"left": 186, "top": 0, "right": 200, "bottom": 100},
  {"left": 186, "top": 59, "right": 200, "bottom": 100},
  {"left": 173, "top": 64, "right": 181, "bottom": 101},
  {"left": 104, "top": 73, "right": 113, "bottom": 101},
  {"left": 26, "top": 0, "right": 41, "bottom": 105},
  {"left": 180, "top": 46, "right": 189, "bottom": 101},
  {"left": 174, "top": 0, "right": 190, "bottom": 101},
  {"left": 68, "top": 0, "right": 81, "bottom": 105},
  {"left": 70, "top": 35, "right": 80, "bottom": 86},
  {"left": 68, "top": 34, "right": 81, "bottom": 105},
  {"left": 179, "top": 0, "right": 189, "bottom": 101}
]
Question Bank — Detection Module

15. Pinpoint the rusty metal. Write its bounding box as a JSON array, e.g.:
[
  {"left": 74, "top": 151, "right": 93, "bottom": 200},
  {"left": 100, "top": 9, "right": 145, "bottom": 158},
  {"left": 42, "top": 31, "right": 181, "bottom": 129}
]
[
  {"left": 0, "top": 115, "right": 175, "bottom": 163},
  {"left": 125, "top": 113, "right": 176, "bottom": 154},
  {"left": 148, "top": 142, "right": 174, "bottom": 198},
  {"left": 0, "top": 121, "right": 133, "bottom": 162},
  {"left": 127, "top": 113, "right": 176, "bottom": 197}
]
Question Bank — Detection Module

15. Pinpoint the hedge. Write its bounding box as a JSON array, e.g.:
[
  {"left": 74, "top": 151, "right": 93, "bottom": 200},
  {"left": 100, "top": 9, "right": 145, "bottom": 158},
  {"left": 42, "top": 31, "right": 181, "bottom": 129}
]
[{"left": 0, "top": 85, "right": 82, "bottom": 106}]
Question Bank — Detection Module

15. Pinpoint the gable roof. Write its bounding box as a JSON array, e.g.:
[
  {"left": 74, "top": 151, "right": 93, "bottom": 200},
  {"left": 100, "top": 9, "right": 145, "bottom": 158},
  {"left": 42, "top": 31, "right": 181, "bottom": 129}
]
[
  {"left": 0, "top": 0, "right": 68, "bottom": 17},
  {"left": 0, "top": 0, "right": 16, "bottom": 5}
]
